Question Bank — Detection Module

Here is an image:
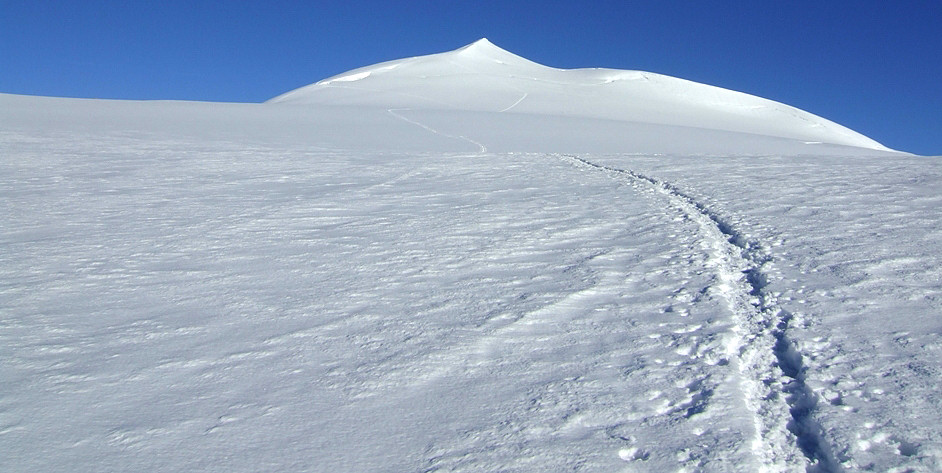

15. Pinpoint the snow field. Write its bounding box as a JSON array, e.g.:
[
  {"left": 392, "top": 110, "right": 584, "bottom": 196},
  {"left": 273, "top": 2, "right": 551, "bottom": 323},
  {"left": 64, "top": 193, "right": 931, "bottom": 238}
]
[
  {"left": 2, "top": 38, "right": 939, "bottom": 473},
  {"left": 0, "top": 128, "right": 804, "bottom": 471}
]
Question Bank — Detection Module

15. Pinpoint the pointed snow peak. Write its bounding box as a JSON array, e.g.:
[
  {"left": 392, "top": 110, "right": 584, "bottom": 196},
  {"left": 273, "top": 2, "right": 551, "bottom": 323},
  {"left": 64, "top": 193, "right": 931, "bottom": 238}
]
[
  {"left": 450, "top": 38, "right": 540, "bottom": 68},
  {"left": 458, "top": 38, "right": 498, "bottom": 51},
  {"left": 454, "top": 38, "right": 518, "bottom": 58}
]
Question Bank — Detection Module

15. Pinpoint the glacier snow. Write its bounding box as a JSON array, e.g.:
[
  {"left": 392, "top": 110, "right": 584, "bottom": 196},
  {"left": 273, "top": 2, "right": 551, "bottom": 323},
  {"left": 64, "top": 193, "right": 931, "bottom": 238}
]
[{"left": 2, "top": 39, "right": 940, "bottom": 472}]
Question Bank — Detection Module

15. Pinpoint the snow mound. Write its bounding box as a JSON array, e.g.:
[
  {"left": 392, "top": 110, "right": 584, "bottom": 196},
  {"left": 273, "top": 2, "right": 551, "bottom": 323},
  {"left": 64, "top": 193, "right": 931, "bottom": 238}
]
[{"left": 270, "top": 38, "right": 890, "bottom": 151}]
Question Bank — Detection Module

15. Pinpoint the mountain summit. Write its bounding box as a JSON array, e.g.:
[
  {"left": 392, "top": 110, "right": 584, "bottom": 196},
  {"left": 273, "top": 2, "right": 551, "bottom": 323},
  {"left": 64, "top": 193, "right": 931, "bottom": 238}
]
[{"left": 270, "top": 39, "right": 889, "bottom": 151}]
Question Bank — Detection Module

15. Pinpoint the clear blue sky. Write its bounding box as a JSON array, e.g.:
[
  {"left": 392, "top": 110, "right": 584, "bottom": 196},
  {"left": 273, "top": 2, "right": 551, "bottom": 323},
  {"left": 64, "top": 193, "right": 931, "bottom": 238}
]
[{"left": 2, "top": 0, "right": 939, "bottom": 155}]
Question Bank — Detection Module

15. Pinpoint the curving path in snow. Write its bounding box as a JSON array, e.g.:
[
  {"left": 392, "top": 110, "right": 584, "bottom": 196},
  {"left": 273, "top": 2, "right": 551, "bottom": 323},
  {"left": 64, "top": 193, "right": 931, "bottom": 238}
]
[{"left": 562, "top": 155, "right": 840, "bottom": 472}]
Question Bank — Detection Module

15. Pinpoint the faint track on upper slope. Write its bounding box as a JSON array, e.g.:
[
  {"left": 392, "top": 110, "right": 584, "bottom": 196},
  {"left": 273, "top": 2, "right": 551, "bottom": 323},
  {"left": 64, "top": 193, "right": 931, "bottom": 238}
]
[
  {"left": 561, "top": 155, "right": 841, "bottom": 473},
  {"left": 386, "top": 108, "right": 488, "bottom": 154}
]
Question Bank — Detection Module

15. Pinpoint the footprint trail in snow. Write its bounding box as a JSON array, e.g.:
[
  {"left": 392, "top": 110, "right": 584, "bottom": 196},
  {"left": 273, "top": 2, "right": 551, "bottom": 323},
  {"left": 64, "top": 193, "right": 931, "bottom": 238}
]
[{"left": 563, "top": 155, "right": 840, "bottom": 472}]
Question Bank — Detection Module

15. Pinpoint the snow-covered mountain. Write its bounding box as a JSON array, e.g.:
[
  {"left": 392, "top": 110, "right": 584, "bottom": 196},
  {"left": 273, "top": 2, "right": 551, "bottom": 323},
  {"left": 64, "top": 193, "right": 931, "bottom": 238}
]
[
  {"left": 271, "top": 38, "right": 891, "bottom": 152},
  {"left": 2, "top": 40, "right": 939, "bottom": 473}
]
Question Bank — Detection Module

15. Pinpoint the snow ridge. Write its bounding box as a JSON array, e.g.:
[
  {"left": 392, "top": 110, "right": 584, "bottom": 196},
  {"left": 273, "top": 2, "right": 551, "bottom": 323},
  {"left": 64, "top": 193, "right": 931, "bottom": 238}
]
[{"left": 563, "top": 155, "right": 840, "bottom": 472}]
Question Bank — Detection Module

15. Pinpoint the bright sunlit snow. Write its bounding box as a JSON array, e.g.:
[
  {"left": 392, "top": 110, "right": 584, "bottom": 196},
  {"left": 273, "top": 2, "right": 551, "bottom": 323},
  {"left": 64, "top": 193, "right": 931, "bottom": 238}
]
[{"left": 2, "top": 39, "right": 940, "bottom": 473}]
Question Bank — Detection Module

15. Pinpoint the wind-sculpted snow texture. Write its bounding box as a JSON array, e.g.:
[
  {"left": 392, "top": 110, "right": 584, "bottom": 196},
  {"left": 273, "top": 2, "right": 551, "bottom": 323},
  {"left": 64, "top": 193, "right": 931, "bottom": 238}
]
[{"left": 3, "top": 40, "right": 941, "bottom": 472}]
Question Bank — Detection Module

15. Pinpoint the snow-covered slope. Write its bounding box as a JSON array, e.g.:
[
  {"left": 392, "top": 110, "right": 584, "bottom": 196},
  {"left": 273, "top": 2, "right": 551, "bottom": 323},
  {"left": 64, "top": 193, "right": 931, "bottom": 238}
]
[
  {"left": 2, "top": 40, "right": 939, "bottom": 473},
  {"left": 271, "top": 38, "right": 891, "bottom": 152}
]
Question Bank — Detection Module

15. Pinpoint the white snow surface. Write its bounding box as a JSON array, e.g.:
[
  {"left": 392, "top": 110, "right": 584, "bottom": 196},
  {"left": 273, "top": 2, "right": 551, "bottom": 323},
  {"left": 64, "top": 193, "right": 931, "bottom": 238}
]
[
  {"left": 270, "top": 38, "right": 892, "bottom": 152},
  {"left": 2, "top": 40, "right": 940, "bottom": 473}
]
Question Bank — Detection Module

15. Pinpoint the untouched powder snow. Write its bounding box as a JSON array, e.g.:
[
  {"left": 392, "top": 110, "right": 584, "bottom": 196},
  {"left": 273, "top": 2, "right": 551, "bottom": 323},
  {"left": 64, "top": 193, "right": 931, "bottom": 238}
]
[{"left": 2, "top": 40, "right": 939, "bottom": 473}]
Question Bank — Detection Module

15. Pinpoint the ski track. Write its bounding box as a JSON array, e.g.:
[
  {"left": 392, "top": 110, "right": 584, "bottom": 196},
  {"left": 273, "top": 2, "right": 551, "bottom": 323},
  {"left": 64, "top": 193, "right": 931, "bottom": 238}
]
[
  {"left": 498, "top": 93, "right": 528, "bottom": 113},
  {"left": 562, "top": 155, "right": 840, "bottom": 473},
  {"left": 386, "top": 108, "right": 488, "bottom": 154}
]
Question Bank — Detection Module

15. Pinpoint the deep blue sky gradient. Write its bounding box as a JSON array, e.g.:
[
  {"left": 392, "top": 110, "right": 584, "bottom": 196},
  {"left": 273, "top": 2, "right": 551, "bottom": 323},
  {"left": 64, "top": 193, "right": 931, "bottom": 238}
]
[{"left": 2, "top": 0, "right": 939, "bottom": 154}]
